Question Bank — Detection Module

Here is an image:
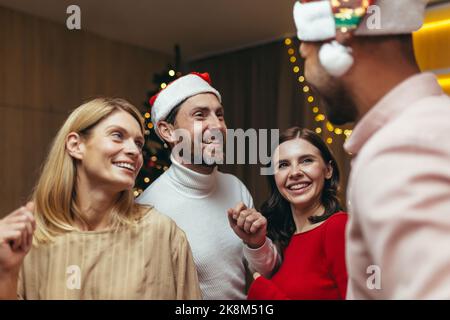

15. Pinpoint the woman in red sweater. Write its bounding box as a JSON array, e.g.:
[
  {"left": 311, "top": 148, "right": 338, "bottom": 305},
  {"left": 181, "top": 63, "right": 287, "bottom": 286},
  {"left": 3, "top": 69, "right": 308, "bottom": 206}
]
[{"left": 246, "top": 127, "right": 348, "bottom": 300}]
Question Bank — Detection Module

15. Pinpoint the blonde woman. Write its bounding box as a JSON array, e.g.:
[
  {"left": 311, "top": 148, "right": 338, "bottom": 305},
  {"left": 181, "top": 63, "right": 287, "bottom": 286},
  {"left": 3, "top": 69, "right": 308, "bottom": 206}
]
[{"left": 0, "top": 98, "right": 201, "bottom": 300}]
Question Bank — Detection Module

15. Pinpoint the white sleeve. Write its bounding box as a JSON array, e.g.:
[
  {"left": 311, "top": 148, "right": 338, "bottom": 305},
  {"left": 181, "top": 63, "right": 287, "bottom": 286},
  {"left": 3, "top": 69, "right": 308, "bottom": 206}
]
[
  {"left": 239, "top": 179, "right": 280, "bottom": 277},
  {"left": 243, "top": 237, "right": 281, "bottom": 278}
]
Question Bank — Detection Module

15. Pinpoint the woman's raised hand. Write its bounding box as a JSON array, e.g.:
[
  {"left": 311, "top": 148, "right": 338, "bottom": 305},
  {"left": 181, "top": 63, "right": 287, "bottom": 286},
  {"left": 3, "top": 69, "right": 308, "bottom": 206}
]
[
  {"left": 227, "top": 202, "right": 267, "bottom": 249},
  {"left": 0, "top": 202, "right": 36, "bottom": 274}
]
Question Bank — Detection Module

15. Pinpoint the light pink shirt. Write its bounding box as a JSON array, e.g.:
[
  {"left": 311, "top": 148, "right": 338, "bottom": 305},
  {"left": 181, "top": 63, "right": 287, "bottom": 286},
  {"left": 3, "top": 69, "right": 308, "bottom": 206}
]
[{"left": 344, "top": 73, "right": 450, "bottom": 299}]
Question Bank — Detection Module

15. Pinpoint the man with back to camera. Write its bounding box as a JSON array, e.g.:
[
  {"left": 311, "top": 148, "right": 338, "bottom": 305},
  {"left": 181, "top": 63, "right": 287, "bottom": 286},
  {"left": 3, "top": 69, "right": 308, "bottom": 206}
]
[{"left": 293, "top": 0, "right": 450, "bottom": 298}]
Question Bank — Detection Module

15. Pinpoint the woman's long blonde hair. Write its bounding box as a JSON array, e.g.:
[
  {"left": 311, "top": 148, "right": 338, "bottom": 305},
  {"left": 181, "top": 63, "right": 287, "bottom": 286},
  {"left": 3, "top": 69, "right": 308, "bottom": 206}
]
[{"left": 32, "top": 98, "right": 147, "bottom": 244}]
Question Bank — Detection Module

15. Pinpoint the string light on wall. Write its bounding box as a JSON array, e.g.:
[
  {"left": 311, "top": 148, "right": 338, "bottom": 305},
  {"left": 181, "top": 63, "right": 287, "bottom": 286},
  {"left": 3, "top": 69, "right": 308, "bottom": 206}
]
[{"left": 284, "top": 37, "right": 352, "bottom": 144}]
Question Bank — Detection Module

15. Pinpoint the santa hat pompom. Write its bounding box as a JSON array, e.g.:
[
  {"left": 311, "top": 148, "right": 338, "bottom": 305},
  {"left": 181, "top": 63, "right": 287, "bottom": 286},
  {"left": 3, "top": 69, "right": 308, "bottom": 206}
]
[
  {"left": 149, "top": 93, "right": 159, "bottom": 106},
  {"left": 319, "top": 41, "right": 354, "bottom": 77},
  {"left": 190, "top": 72, "right": 212, "bottom": 84}
]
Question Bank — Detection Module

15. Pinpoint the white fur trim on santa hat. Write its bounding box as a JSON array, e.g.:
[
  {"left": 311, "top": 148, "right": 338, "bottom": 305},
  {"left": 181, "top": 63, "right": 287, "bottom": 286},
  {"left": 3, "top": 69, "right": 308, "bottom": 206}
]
[
  {"left": 319, "top": 41, "right": 354, "bottom": 77},
  {"left": 151, "top": 74, "right": 221, "bottom": 140},
  {"left": 293, "top": 1, "right": 336, "bottom": 42},
  {"left": 356, "top": 0, "right": 427, "bottom": 36}
]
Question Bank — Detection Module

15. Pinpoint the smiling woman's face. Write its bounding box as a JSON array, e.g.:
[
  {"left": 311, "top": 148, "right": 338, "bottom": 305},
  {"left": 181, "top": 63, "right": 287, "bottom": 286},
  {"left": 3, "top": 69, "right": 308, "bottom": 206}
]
[
  {"left": 76, "top": 109, "right": 144, "bottom": 192},
  {"left": 272, "top": 138, "right": 332, "bottom": 211}
]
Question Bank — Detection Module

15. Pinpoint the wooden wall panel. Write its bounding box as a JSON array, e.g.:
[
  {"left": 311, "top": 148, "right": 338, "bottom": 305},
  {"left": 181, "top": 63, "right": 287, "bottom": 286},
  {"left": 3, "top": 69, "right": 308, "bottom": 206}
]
[{"left": 0, "top": 6, "right": 171, "bottom": 216}]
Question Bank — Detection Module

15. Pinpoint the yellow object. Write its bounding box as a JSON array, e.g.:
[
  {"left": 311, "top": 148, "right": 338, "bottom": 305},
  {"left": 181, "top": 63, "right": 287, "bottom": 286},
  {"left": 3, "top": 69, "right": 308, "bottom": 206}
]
[
  {"left": 438, "top": 75, "right": 450, "bottom": 93},
  {"left": 315, "top": 114, "right": 326, "bottom": 121},
  {"left": 414, "top": 4, "right": 450, "bottom": 94}
]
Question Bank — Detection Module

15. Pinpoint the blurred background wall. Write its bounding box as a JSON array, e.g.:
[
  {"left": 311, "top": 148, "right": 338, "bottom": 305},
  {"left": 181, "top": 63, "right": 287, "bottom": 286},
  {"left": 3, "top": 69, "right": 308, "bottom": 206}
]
[
  {"left": 0, "top": 6, "right": 171, "bottom": 215},
  {"left": 1, "top": 0, "right": 449, "bottom": 216}
]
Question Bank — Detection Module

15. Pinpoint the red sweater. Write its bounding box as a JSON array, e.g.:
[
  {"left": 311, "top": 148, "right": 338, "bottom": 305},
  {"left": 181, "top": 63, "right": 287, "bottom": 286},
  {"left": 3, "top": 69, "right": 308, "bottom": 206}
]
[{"left": 247, "top": 212, "right": 348, "bottom": 300}]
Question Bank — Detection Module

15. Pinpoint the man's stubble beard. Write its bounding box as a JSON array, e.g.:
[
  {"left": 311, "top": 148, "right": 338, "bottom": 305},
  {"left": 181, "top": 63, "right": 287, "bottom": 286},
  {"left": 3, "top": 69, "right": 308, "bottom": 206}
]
[
  {"left": 189, "top": 139, "right": 226, "bottom": 167},
  {"left": 308, "top": 78, "right": 358, "bottom": 126}
]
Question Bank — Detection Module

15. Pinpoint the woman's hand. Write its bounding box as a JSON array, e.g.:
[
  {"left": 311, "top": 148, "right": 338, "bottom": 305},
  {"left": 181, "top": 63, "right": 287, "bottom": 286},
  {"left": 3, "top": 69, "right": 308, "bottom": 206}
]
[
  {"left": 0, "top": 202, "right": 36, "bottom": 274},
  {"left": 227, "top": 202, "right": 267, "bottom": 249}
]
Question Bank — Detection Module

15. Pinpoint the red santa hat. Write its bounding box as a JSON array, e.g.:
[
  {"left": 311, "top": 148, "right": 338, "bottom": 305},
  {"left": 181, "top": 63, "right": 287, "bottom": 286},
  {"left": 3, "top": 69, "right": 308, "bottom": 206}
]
[
  {"left": 293, "top": 0, "right": 427, "bottom": 77},
  {"left": 149, "top": 72, "right": 221, "bottom": 140}
]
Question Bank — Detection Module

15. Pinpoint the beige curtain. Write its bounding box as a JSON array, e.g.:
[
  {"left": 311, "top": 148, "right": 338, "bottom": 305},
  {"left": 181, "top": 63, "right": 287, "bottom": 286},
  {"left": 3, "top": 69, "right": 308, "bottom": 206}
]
[{"left": 189, "top": 40, "right": 352, "bottom": 209}]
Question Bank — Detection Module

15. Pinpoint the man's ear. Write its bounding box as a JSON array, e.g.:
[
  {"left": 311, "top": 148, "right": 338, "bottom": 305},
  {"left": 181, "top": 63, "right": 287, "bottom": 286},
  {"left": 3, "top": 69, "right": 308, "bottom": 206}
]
[
  {"left": 66, "top": 132, "right": 84, "bottom": 160},
  {"left": 325, "top": 160, "right": 334, "bottom": 180},
  {"left": 157, "top": 121, "right": 177, "bottom": 146}
]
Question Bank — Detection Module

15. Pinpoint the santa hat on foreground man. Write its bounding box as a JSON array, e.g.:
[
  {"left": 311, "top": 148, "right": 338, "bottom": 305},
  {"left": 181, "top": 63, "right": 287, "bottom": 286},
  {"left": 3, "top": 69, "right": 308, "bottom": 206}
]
[{"left": 293, "top": 0, "right": 428, "bottom": 77}]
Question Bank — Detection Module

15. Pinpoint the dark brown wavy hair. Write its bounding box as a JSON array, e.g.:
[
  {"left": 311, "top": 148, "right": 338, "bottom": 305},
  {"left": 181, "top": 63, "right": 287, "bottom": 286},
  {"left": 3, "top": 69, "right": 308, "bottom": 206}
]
[{"left": 261, "top": 127, "right": 342, "bottom": 256}]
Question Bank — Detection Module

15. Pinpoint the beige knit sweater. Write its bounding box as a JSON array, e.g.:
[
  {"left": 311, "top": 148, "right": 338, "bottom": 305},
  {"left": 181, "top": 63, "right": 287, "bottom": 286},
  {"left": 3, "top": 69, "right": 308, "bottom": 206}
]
[{"left": 18, "top": 208, "right": 201, "bottom": 300}]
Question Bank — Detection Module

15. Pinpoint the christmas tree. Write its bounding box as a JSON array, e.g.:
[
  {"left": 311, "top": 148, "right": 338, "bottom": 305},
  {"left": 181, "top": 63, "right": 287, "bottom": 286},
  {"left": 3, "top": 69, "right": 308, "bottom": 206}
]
[{"left": 134, "top": 46, "right": 182, "bottom": 196}]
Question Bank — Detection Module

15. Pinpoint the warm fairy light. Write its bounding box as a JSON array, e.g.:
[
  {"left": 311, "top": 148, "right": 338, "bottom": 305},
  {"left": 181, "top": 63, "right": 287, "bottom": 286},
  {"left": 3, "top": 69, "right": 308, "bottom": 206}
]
[
  {"left": 133, "top": 190, "right": 140, "bottom": 197},
  {"left": 151, "top": 156, "right": 157, "bottom": 162},
  {"left": 144, "top": 112, "right": 150, "bottom": 119},
  {"left": 161, "top": 83, "right": 167, "bottom": 89},
  {"left": 144, "top": 177, "right": 150, "bottom": 183},
  {"left": 285, "top": 36, "right": 349, "bottom": 140},
  {"left": 169, "top": 70, "right": 175, "bottom": 77},
  {"left": 326, "top": 122, "right": 334, "bottom": 132},
  {"left": 147, "top": 123, "right": 153, "bottom": 129},
  {"left": 315, "top": 114, "right": 325, "bottom": 121}
]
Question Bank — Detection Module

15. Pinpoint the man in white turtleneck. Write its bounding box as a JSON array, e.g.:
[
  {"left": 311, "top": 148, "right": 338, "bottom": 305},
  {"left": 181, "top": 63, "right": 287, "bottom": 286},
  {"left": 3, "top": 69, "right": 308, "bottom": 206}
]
[{"left": 137, "top": 72, "right": 279, "bottom": 300}]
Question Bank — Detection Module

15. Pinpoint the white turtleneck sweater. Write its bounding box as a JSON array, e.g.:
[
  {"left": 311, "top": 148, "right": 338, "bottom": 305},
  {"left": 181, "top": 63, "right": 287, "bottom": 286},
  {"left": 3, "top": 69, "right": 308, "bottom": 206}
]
[{"left": 137, "top": 156, "right": 279, "bottom": 300}]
